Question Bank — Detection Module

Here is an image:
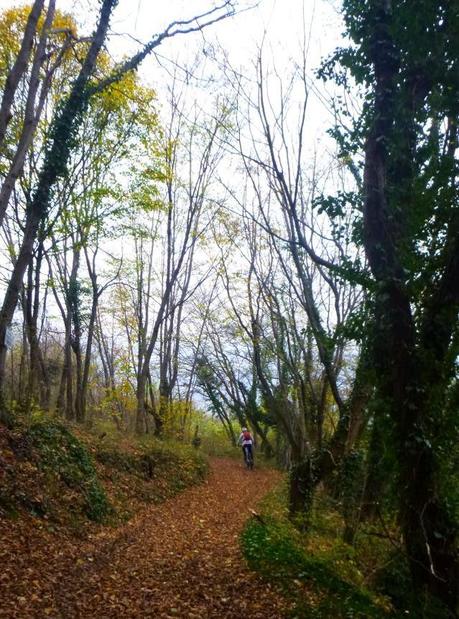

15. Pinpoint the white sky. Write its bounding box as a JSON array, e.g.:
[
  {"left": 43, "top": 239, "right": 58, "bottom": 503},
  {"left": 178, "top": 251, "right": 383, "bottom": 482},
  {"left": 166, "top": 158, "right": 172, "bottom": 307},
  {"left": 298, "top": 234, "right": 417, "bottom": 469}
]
[
  {"left": 0, "top": 0, "right": 346, "bottom": 153},
  {"left": 0, "top": 0, "right": 344, "bottom": 83}
]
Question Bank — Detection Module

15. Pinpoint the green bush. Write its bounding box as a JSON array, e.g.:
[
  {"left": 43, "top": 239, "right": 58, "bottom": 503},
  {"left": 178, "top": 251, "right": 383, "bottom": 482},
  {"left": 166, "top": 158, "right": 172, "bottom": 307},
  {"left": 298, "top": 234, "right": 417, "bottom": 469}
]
[{"left": 1, "top": 418, "right": 210, "bottom": 528}]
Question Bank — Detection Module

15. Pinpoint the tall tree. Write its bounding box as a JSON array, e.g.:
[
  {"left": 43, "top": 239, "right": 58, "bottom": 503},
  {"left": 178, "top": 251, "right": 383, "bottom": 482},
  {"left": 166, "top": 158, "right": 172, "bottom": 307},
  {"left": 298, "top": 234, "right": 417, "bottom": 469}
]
[
  {"left": 0, "top": 0, "right": 119, "bottom": 414},
  {"left": 0, "top": 0, "right": 45, "bottom": 146},
  {"left": 320, "top": 0, "right": 459, "bottom": 610}
]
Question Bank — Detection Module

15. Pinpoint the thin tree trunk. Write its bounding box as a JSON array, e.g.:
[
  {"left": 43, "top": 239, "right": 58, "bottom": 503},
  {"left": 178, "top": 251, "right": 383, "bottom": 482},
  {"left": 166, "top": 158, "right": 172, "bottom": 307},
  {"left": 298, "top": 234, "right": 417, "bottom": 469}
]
[
  {"left": 135, "top": 371, "right": 147, "bottom": 434},
  {"left": 79, "top": 292, "right": 98, "bottom": 423},
  {"left": 0, "top": 0, "right": 45, "bottom": 146},
  {"left": 0, "top": 0, "right": 57, "bottom": 226}
]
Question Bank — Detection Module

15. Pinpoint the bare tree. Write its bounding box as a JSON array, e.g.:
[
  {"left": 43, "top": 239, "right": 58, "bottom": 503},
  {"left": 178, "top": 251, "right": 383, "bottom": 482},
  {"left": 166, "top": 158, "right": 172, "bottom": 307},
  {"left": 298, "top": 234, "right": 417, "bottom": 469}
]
[{"left": 216, "top": 47, "right": 372, "bottom": 519}]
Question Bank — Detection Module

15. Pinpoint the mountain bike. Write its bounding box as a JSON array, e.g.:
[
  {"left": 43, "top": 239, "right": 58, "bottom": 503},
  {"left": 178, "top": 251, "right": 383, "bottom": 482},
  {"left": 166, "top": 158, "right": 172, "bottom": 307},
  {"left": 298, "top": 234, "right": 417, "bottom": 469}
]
[{"left": 243, "top": 444, "right": 254, "bottom": 470}]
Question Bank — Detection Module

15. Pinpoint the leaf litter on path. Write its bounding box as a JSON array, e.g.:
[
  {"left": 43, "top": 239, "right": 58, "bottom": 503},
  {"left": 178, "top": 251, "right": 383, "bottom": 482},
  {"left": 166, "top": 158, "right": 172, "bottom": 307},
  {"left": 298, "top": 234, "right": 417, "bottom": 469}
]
[{"left": 0, "top": 458, "right": 290, "bottom": 618}]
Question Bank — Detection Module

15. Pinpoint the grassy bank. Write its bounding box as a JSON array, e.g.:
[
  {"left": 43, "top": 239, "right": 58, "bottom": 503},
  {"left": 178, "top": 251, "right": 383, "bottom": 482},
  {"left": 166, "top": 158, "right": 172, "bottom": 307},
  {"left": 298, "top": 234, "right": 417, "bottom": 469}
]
[
  {"left": 0, "top": 417, "right": 208, "bottom": 531},
  {"left": 241, "top": 483, "right": 450, "bottom": 618}
]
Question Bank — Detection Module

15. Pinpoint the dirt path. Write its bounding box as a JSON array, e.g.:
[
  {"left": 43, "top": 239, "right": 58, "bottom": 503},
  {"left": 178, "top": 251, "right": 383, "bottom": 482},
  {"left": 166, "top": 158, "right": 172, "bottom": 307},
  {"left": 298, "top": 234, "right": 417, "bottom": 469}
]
[{"left": 1, "top": 458, "right": 288, "bottom": 618}]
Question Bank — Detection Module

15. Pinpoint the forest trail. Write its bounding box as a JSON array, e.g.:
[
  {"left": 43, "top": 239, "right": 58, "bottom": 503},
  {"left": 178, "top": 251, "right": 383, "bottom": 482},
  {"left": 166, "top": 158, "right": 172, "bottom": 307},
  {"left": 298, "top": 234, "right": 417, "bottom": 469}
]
[{"left": 1, "top": 458, "right": 289, "bottom": 618}]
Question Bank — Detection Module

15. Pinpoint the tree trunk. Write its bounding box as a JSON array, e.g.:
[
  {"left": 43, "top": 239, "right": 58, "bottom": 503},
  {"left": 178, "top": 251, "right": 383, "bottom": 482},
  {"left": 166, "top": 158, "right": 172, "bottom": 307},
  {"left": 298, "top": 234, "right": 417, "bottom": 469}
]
[
  {"left": 79, "top": 294, "right": 97, "bottom": 423},
  {"left": 0, "top": 0, "right": 45, "bottom": 147},
  {"left": 135, "top": 371, "right": 147, "bottom": 434},
  {"left": 289, "top": 456, "right": 316, "bottom": 529},
  {"left": 0, "top": 0, "right": 57, "bottom": 225},
  {"left": 360, "top": 2, "right": 459, "bottom": 609}
]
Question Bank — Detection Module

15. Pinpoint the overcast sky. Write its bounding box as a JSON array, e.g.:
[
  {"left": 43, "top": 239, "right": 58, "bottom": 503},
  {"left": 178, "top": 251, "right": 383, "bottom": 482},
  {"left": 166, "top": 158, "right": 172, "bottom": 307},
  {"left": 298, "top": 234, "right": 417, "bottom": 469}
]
[{"left": 0, "top": 0, "right": 344, "bottom": 84}]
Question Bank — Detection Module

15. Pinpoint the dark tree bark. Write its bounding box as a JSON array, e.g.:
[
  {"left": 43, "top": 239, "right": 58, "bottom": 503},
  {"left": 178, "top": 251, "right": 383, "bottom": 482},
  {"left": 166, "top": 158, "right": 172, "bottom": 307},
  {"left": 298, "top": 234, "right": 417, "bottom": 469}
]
[
  {"left": 23, "top": 238, "right": 51, "bottom": 409},
  {"left": 360, "top": 0, "right": 459, "bottom": 609}
]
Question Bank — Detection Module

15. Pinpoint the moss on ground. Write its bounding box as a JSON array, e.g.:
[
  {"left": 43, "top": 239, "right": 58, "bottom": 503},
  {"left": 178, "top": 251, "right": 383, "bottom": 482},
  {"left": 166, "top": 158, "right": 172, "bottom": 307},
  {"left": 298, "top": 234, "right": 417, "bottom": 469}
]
[
  {"left": 241, "top": 483, "right": 456, "bottom": 618},
  {"left": 242, "top": 518, "right": 388, "bottom": 618},
  {"left": 28, "top": 421, "right": 111, "bottom": 523},
  {"left": 241, "top": 484, "right": 393, "bottom": 618},
  {"left": 93, "top": 438, "right": 208, "bottom": 519}
]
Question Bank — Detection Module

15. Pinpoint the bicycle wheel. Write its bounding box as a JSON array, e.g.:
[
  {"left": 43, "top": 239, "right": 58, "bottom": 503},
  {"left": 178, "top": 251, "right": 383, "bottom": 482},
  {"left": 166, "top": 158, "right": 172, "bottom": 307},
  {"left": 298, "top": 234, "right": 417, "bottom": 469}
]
[
  {"left": 243, "top": 446, "right": 250, "bottom": 468},
  {"left": 245, "top": 447, "right": 254, "bottom": 470}
]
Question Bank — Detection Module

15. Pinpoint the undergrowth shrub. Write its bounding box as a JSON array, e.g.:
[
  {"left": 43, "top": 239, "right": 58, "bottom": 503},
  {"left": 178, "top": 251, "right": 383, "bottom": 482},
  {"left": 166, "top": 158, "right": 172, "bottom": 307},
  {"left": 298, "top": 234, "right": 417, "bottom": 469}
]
[
  {"left": 96, "top": 439, "right": 208, "bottom": 486},
  {"left": 91, "top": 434, "right": 209, "bottom": 519},
  {"left": 373, "top": 551, "right": 454, "bottom": 619},
  {"left": 242, "top": 483, "right": 455, "bottom": 618}
]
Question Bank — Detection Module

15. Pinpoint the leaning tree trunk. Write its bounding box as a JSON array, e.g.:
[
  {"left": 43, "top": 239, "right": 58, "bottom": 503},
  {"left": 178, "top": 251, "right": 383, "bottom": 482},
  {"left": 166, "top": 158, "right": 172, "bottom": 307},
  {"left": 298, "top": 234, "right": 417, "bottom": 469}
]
[
  {"left": 0, "top": 0, "right": 57, "bottom": 225},
  {"left": 0, "top": 0, "right": 45, "bottom": 148}
]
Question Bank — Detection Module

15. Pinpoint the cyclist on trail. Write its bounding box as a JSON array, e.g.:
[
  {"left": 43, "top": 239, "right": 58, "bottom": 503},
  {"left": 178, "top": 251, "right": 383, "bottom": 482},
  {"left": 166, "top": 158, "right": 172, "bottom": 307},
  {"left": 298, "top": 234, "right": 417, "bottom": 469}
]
[{"left": 238, "top": 427, "right": 254, "bottom": 467}]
